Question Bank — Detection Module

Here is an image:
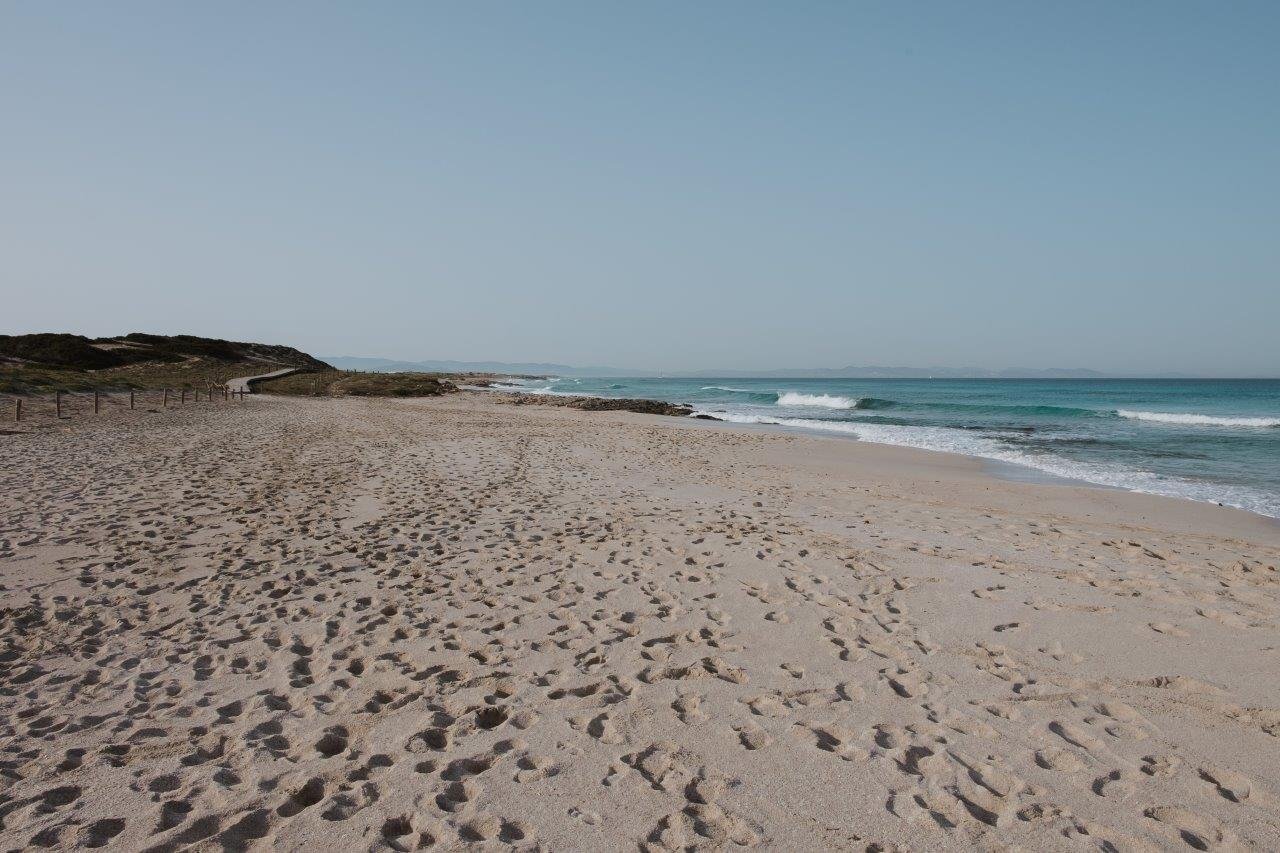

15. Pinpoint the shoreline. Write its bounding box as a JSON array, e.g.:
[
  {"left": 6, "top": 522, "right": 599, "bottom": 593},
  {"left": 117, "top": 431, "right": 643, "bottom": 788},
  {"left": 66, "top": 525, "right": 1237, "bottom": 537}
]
[
  {"left": 587, "top": 398, "right": 1280, "bottom": 539},
  {"left": 474, "top": 388, "right": 1280, "bottom": 527}
]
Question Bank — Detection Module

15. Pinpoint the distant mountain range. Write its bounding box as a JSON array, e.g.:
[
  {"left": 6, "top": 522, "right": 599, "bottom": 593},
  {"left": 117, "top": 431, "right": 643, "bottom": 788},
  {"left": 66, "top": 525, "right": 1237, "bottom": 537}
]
[
  {"left": 323, "top": 356, "right": 1110, "bottom": 379},
  {"left": 675, "top": 366, "right": 1110, "bottom": 379}
]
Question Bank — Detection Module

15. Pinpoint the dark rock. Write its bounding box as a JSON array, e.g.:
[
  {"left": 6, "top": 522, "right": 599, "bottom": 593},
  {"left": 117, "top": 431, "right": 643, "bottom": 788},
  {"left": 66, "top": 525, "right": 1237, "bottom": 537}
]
[{"left": 496, "top": 393, "right": 693, "bottom": 418}]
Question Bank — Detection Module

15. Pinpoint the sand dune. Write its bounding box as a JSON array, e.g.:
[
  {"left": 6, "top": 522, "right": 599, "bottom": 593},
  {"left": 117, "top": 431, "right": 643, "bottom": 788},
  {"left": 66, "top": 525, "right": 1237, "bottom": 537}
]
[{"left": 1, "top": 392, "right": 1278, "bottom": 850}]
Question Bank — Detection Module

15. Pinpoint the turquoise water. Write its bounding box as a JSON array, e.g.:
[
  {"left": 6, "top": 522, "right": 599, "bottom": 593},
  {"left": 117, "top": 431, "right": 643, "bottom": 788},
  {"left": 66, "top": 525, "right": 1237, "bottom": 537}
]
[{"left": 488, "top": 377, "right": 1280, "bottom": 518}]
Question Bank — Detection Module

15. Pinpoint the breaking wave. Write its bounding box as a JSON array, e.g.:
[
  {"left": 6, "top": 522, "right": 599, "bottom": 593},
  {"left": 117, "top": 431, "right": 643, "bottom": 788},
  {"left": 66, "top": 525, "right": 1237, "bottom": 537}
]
[
  {"left": 776, "top": 392, "right": 861, "bottom": 409},
  {"left": 1118, "top": 410, "right": 1280, "bottom": 428}
]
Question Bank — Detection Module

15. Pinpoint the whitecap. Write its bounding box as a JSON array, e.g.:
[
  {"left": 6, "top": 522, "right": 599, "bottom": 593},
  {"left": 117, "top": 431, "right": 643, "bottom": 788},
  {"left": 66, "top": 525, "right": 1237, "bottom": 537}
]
[
  {"left": 776, "top": 392, "right": 860, "bottom": 409},
  {"left": 1118, "top": 410, "right": 1280, "bottom": 428}
]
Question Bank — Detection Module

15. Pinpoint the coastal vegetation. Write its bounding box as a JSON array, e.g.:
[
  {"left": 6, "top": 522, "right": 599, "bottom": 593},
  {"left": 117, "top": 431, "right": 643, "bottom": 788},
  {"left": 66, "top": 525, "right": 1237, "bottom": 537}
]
[
  {"left": 0, "top": 332, "right": 329, "bottom": 393},
  {"left": 255, "top": 369, "right": 460, "bottom": 397}
]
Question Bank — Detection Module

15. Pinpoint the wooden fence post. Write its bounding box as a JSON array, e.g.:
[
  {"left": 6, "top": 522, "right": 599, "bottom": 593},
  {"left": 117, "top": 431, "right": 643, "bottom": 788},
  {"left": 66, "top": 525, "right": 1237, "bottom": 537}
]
[
  {"left": 94, "top": 390, "right": 100, "bottom": 414},
  {"left": 14, "top": 399, "right": 20, "bottom": 422},
  {"left": 56, "top": 391, "right": 63, "bottom": 419},
  {"left": 163, "top": 388, "right": 168, "bottom": 407},
  {"left": 130, "top": 390, "right": 135, "bottom": 410}
]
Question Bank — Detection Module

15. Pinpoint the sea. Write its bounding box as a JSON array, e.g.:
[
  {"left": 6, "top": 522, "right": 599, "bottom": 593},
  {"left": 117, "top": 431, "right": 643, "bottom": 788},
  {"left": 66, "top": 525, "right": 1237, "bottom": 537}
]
[{"left": 485, "top": 377, "right": 1280, "bottom": 519}]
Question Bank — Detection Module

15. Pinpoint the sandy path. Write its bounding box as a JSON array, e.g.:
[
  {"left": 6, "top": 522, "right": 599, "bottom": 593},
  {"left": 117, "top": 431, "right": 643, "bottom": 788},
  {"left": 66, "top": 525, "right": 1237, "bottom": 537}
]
[
  {"left": 225, "top": 367, "right": 305, "bottom": 394},
  {"left": 1, "top": 393, "right": 1277, "bottom": 851}
]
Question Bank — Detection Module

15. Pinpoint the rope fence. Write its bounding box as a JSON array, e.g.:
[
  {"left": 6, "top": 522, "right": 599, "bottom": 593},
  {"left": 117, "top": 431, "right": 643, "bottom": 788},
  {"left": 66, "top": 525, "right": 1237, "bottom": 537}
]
[{"left": 4, "top": 385, "right": 249, "bottom": 426}]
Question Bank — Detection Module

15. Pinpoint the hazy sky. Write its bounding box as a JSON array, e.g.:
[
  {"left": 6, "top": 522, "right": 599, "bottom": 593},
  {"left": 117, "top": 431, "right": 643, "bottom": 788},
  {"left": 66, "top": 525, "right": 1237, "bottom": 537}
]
[{"left": 3, "top": 2, "right": 1278, "bottom": 375}]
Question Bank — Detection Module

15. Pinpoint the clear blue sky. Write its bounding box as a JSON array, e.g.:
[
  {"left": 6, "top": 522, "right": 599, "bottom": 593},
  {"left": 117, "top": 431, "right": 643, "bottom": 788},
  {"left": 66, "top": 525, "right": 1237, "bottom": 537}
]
[{"left": 3, "top": 2, "right": 1278, "bottom": 375}]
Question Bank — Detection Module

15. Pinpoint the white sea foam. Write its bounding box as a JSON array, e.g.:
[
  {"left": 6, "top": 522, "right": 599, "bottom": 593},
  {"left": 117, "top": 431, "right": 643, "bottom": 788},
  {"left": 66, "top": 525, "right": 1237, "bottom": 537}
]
[
  {"left": 1118, "top": 410, "right": 1280, "bottom": 428},
  {"left": 701, "top": 385, "right": 756, "bottom": 393},
  {"left": 690, "top": 410, "right": 1280, "bottom": 518},
  {"left": 481, "top": 376, "right": 586, "bottom": 397},
  {"left": 488, "top": 382, "right": 555, "bottom": 393},
  {"left": 776, "top": 392, "right": 860, "bottom": 409}
]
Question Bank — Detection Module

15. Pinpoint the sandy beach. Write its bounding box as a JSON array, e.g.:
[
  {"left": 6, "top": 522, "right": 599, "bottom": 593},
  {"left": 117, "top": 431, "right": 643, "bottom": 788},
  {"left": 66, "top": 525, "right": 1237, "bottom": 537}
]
[{"left": 2, "top": 391, "right": 1278, "bottom": 851}]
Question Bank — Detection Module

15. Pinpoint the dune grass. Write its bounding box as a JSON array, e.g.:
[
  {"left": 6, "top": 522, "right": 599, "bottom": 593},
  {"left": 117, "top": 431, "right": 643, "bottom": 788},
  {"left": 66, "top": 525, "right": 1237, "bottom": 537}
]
[
  {"left": 0, "top": 360, "right": 289, "bottom": 394},
  {"left": 255, "top": 370, "right": 459, "bottom": 397}
]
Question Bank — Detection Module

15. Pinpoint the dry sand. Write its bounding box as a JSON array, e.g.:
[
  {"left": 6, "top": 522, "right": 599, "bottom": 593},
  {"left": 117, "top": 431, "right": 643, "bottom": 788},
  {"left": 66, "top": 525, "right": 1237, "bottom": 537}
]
[{"left": 1, "top": 392, "right": 1278, "bottom": 851}]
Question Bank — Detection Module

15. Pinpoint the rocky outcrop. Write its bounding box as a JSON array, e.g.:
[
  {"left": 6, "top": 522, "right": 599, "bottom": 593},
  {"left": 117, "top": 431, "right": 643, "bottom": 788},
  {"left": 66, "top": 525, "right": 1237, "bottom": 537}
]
[{"left": 495, "top": 393, "right": 693, "bottom": 417}]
